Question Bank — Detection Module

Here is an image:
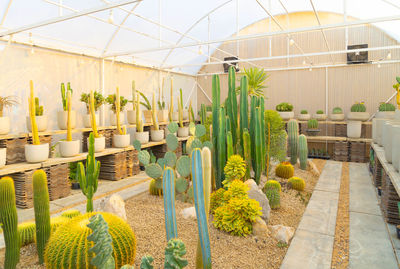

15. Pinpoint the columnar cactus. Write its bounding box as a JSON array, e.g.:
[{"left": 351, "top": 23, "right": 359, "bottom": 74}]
[
  {"left": 253, "top": 107, "right": 263, "bottom": 184},
  {"left": 66, "top": 90, "right": 72, "bottom": 141},
  {"left": 226, "top": 131, "right": 233, "bottom": 159},
  {"left": 212, "top": 75, "right": 221, "bottom": 188},
  {"left": 35, "top": 97, "right": 43, "bottom": 116},
  {"left": 259, "top": 97, "right": 266, "bottom": 169},
  {"left": 29, "top": 80, "right": 40, "bottom": 145},
  {"left": 192, "top": 148, "right": 212, "bottom": 269},
  {"left": 152, "top": 92, "right": 159, "bottom": 131},
  {"left": 178, "top": 89, "right": 184, "bottom": 128},
  {"left": 61, "top": 82, "right": 72, "bottom": 111},
  {"left": 287, "top": 119, "right": 299, "bottom": 165},
  {"left": 131, "top": 80, "right": 136, "bottom": 110},
  {"left": 0, "top": 176, "right": 20, "bottom": 269},
  {"left": 77, "top": 132, "right": 100, "bottom": 212},
  {"left": 163, "top": 167, "right": 178, "bottom": 241},
  {"left": 89, "top": 90, "right": 100, "bottom": 137},
  {"left": 32, "top": 170, "right": 51, "bottom": 264},
  {"left": 217, "top": 107, "right": 226, "bottom": 186},
  {"left": 116, "top": 87, "right": 126, "bottom": 135},
  {"left": 136, "top": 92, "right": 143, "bottom": 132},
  {"left": 299, "top": 134, "right": 308, "bottom": 170},
  {"left": 169, "top": 78, "right": 174, "bottom": 122},
  {"left": 200, "top": 104, "right": 206, "bottom": 125},
  {"left": 243, "top": 129, "right": 251, "bottom": 180},
  {"left": 263, "top": 180, "right": 281, "bottom": 192},
  {"left": 265, "top": 188, "right": 280, "bottom": 209},
  {"left": 226, "top": 66, "right": 238, "bottom": 151},
  {"left": 239, "top": 76, "right": 249, "bottom": 150}
]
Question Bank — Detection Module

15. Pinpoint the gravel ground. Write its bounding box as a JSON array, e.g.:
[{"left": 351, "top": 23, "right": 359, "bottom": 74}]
[{"left": 0, "top": 160, "right": 325, "bottom": 269}]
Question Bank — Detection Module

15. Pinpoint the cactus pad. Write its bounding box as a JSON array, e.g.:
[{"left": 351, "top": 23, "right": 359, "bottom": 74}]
[
  {"left": 263, "top": 180, "right": 281, "bottom": 192},
  {"left": 138, "top": 150, "right": 150, "bottom": 166},
  {"left": 176, "top": 156, "right": 191, "bottom": 178},
  {"left": 164, "top": 151, "right": 177, "bottom": 167},
  {"left": 195, "top": 124, "right": 206, "bottom": 138},
  {"left": 265, "top": 188, "right": 280, "bottom": 209},
  {"left": 61, "top": 209, "right": 81, "bottom": 219},
  {"left": 133, "top": 140, "right": 142, "bottom": 151},
  {"left": 202, "top": 141, "right": 213, "bottom": 150},
  {"left": 167, "top": 122, "right": 179, "bottom": 133},
  {"left": 145, "top": 163, "right": 163, "bottom": 179},
  {"left": 166, "top": 134, "right": 178, "bottom": 151},
  {"left": 157, "top": 158, "right": 166, "bottom": 168},
  {"left": 175, "top": 177, "right": 189, "bottom": 194},
  {"left": 288, "top": 177, "right": 305, "bottom": 191},
  {"left": 275, "top": 162, "right": 294, "bottom": 179}
]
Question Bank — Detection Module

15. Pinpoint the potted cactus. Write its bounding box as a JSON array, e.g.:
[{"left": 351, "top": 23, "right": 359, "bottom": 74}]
[
  {"left": 113, "top": 87, "right": 130, "bottom": 148},
  {"left": 314, "top": 109, "right": 327, "bottom": 121},
  {"left": 177, "top": 91, "right": 189, "bottom": 137},
  {"left": 80, "top": 91, "right": 104, "bottom": 128},
  {"left": 59, "top": 91, "right": 80, "bottom": 157},
  {"left": 25, "top": 81, "right": 49, "bottom": 163},
  {"left": 135, "top": 92, "right": 149, "bottom": 144},
  {"left": 180, "top": 89, "right": 189, "bottom": 120},
  {"left": 298, "top": 109, "right": 310, "bottom": 121},
  {"left": 138, "top": 91, "right": 153, "bottom": 123},
  {"left": 58, "top": 82, "right": 76, "bottom": 130},
  {"left": 88, "top": 91, "right": 105, "bottom": 152},
  {"left": 347, "top": 102, "right": 370, "bottom": 121},
  {"left": 106, "top": 93, "right": 128, "bottom": 126},
  {"left": 331, "top": 107, "right": 344, "bottom": 121},
  {"left": 26, "top": 97, "right": 47, "bottom": 132},
  {"left": 0, "top": 95, "right": 18, "bottom": 135},
  {"left": 150, "top": 92, "right": 164, "bottom": 142},
  {"left": 276, "top": 102, "right": 294, "bottom": 120},
  {"left": 306, "top": 119, "right": 320, "bottom": 136},
  {"left": 127, "top": 81, "right": 137, "bottom": 124},
  {"left": 157, "top": 79, "right": 168, "bottom": 122},
  {"left": 376, "top": 102, "right": 396, "bottom": 119}
]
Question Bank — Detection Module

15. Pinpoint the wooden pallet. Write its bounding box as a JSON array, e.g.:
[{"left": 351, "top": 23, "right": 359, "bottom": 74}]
[
  {"left": 11, "top": 170, "right": 35, "bottom": 208},
  {"left": 0, "top": 137, "right": 27, "bottom": 164},
  {"left": 349, "top": 141, "right": 366, "bottom": 163},
  {"left": 333, "top": 141, "right": 349, "bottom": 162},
  {"left": 335, "top": 124, "right": 347, "bottom": 137},
  {"left": 98, "top": 151, "right": 128, "bottom": 181},
  {"left": 381, "top": 172, "right": 400, "bottom": 225},
  {"left": 373, "top": 157, "right": 383, "bottom": 187},
  {"left": 44, "top": 163, "right": 71, "bottom": 201},
  {"left": 126, "top": 149, "right": 140, "bottom": 176},
  {"left": 82, "top": 130, "right": 114, "bottom": 152}
]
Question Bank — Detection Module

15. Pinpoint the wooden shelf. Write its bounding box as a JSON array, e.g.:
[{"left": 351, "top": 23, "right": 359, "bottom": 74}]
[
  {"left": 285, "top": 120, "right": 372, "bottom": 125},
  {"left": 306, "top": 135, "right": 372, "bottom": 143}
]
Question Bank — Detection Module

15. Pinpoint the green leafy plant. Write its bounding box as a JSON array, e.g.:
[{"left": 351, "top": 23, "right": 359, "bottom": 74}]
[
  {"left": 350, "top": 102, "right": 366, "bottom": 112},
  {"left": 80, "top": 91, "right": 105, "bottom": 113},
  {"left": 106, "top": 94, "right": 128, "bottom": 112},
  {"left": 0, "top": 95, "right": 18, "bottom": 117},
  {"left": 235, "top": 67, "right": 269, "bottom": 97},
  {"left": 316, "top": 110, "right": 324, "bottom": 114},
  {"left": 276, "top": 102, "right": 293, "bottom": 112},
  {"left": 332, "top": 107, "right": 343, "bottom": 114},
  {"left": 379, "top": 103, "right": 396, "bottom": 111},
  {"left": 137, "top": 91, "right": 152, "bottom": 110},
  {"left": 300, "top": 110, "right": 308, "bottom": 114}
]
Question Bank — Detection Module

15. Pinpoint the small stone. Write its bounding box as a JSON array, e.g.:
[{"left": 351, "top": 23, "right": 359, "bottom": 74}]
[
  {"left": 252, "top": 217, "right": 269, "bottom": 238},
  {"left": 245, "top": 179, "right": 271, "bottom": 222},
  {"left": 96, "top": 194, "right": 127, "bottom": 221},
  {"left": 270, "top": 225, "right": 295, "bottom": 244},
  {"left": 181, "top": 207, "right": 197, "bottom": 219}
]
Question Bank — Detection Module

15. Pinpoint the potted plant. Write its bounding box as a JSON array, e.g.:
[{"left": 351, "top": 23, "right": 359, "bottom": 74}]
[
  {"left": 26, "top": 97, "right": 47, "bottom": 132},
  {"left": 298, "top": 110, "right": 310, "bottom": 121},
  {"left": 276, "top": 102, "right": 294, "bottom": 120},
  {"left": 135, "top": 92, "right": 149, "bottom": 144},
  {"left": 0, "top": 148, "right": 6, "bottom": 168},
  {"left": 106, "top": 93, "right": 128, "bottom": 126},
  {"left": 59, "top": 90, "right": 80, "bottom": 157},
  {"left": 314, "top": 109, "right": 327, "bottom": 121},
  {"left": 150, "top": 92, "right": 164, "bottom": 142},
  {"left": 157, "top": 79, "right": 168, "bottom": 122},
  {"left": 0, "top": 95, "right": 18, "bottom": 135},
  {"left": 347, "top": 102, "right": 369, "bottom": 121},
  {"left": 80, "top": 91, "right": 104, "bottom": 128},
  {"left": 113, "top": 87, "right": 130, "bottom": 148},
  {"left": 180, "top": 89, "right": 188, "bottom": 120},
  {"left": 127, "top": 80, "right": 137, "bottom": 124},
  {"left": 138, "top": 91, "right": 152, "bottom": 123},
  {"left": 87, "top": 91, "right": 105, "bottom": 152},
  {"left": 177, "top": 93, "right": 189, "bottom": 137},
  {"left": 306, "top": 119, "right": 320, "bottom": 136},
  {"left": 376, "top": 102, "right": 395, "bottom": 119},
  {"left": 58, "top": 82, "right": 76, "bottom": 130},
  {"left": 331, "top": 107, "right": 345, "bottom": 121},
  {"left": 25, "top": 81, "right": 49, "bottom": 163}
]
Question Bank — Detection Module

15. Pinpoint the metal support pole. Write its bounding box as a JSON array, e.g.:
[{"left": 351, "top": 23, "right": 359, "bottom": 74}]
[{"left": 100, "top": 58, "right": 105, "bottom": 126}]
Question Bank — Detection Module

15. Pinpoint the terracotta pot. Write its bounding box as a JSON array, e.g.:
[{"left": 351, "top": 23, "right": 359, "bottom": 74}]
[
  {"left": 136, "top": 131, "right": 149, "bottom": 144},
  {"left": 57, "top": 111, "right": 76, "bottom": 130},
  {"left": 0, "top": 116, "right": 10, "bottom": 135},
  {"left": 0, "top": 148, "right": 6, "bottom": 168},
  {"left": 88, "top": 136, "right": 105, "bottom": 152},
  {"left": 151, "top": 129, "right": 164, "bottom": 142},
  {"left": 110, "top": 112, "right": 125, "bottom": 126},
  {"left": 82, "top": 113, "right": 99, "bottom": 128},
  {"left": 26, "top": 115, "right": 48, "bottom": 132},
  {"left": 113, "top": 134, "right": 130, "bottom": 148},
  {"left": 25, "top": 143, "right": 49, "bottom": 163},
  {"left": 59, "top": 140, "right": 80, "bottom": 157}
]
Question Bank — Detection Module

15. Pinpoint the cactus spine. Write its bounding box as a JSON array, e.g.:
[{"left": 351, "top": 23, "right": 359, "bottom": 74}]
[
  {"left": 226, "top": 66, "right": 238, "bottom": 151},
  {"left": 152, "top": 92, "right": 159, "bottom": 131},
  {"left": 239, "top": 76, "right": 249, "bottom": 150},
  {"left": 77, "top": 132, "right": 100, "bottom": 212},
  {"left": 299, "top": 134, "right": 308, "bottom": 170},
  {"left": 0, "top": 177, "right": 20, "bottom": 269},
  {"left": 163, "top": 167, "right": 178, "bottom": 241},
  {"left": 192, "top": 148, "right": 212, "bottom": 269},
  {"left": 212, "top": 75, "right": 221, "bottom": 188},
  {"left": 136, "top": 92, "right": 143, "bottom": 132},
  {"left": 32, "top": 170, "right": 51, "bottom": 264},
  {"left": 288, "top": 119, "right": 299, "bottom": 165},
  {"left": 29, "top": 80, "right": 40, "bottom": 145},
  {"left": 66, "top": 90, "right": 72, "bottom": 141},
  {"left": 169, "top": 78, "right": 174, "bottom": 122},
  {"left": 243, "top": 128, "right": 251, "bottom": 180},
  {"left": 116, "top": 87, "right": 126, "bottom": 135}
]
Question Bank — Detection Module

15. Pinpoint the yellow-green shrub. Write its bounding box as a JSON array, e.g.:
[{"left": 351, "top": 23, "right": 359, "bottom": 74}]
[
  {"left": 223, "top": 155, "right": 246, "bottom": 187},
  {"left": 210, "top": 188, "right": 226, "bottom": 214}
]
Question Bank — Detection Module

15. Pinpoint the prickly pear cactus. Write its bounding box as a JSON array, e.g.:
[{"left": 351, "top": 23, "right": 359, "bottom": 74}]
[
  {"left": 138, "top": 151, "right": 151, "bottom": 166},
  {"left": 164, "top": 151, "right": 177, "bottom": 167},
  {"left": 166, "top": 134, "right": 178, "bottom": 151},
  {"left": 176, "top": 156, "right": 191, "bottom": 178},
  {"left": 145, "top": 163, "right": 163, "bottom": 179}
]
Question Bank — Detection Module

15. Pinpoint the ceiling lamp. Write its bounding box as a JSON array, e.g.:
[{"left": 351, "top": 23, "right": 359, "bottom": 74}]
[
  {"left": 198, "top": 46, "right": 203, "bottom": 55},
  {"left": 289, "top": 38, "right": 294, "bottom": 46},
  {"left": 387, "top": 52, "right": 392, "bottom": 60},
  {"left": 108, "top": 9, "right": 114, "bottom": 24},
  {"left": 377, "top": 62, "right": 381, "bottom": 68},
  {"left": 302, "top": 60, "right": 306, "bottom": 65}
]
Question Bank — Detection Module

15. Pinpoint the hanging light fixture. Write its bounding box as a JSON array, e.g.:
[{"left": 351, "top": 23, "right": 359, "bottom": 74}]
[
  {"left": 309, "top": 67, "right": 312, "bottom": 72},
  {"left": 108, "top": 9, "right": 114, "bottom": 24},
  {"left": 387, "top": 52, "right": 392, "bottom": 60},
  {"left": 198, "top": 46, "right": 203, "bottom": 55},
  {"left": 302, "top": 59, "right": 306, "bottom": 65},
  {"left": 377, "top": 62, "right": 381, "bottom": 68},
  {"left": 289, "top": 38, "right": 294, "bottom": 46}
]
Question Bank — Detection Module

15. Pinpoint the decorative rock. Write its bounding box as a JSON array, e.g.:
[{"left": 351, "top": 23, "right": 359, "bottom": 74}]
[
  {"left": 252, "top": 217, "right": 269, "bottom": 238},
  {"left": 181, "top": 207, "right": 197, "bottom": 219},
  {"left": 270, "top": 224, "right": 295, "bottom": 244},
  {"left": 308, "top": 160, "right": 320, "bottom": 176},
  {"left": 245, "top": 179, "right": 271, "bottom": 222},
  {"left": 96, "top": 194, "right": 127, "bottom": 221}
]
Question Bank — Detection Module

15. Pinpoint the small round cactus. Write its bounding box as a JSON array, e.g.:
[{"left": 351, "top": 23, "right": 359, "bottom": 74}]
[
  {"left": 263, "top": 180, "right": 281, "bottom": 192},
  {"left": 379, "top": 103, "right": 396, "bottom": 112},
  {"left": 265, "top": 188, "right": 280, "bottom": 209},
  {"left": 145, "top": 163, "right": 163, "bottom": 179},
  {"left": 300, "top": 110, "right": 308, "bottom": 114},
  {"left": 176, "top": 156, "right": 191, "bottom": 178},
  {"left": 350, "top": 102, "right": 366, "bottom": 112},
  {"left": 307, "top": 119, "right": 318, "bottom": 129},
  {"left": 275, "top": 162, "right": 294, "bottom": 179},
  {"left": 288, "top": 177, "right": 305, "bottom": 191},
  {"left": 60, "top": 209, "right": 81, "bottom": 219},
  {"left": 166, "top": 134, "right": 178, "bottom": 151},
  {"left": 316, "top": 110, "right": 324, "bottom": 114},
  {"left": 332, "top": 107, "right": 343, "bottom": 114}
]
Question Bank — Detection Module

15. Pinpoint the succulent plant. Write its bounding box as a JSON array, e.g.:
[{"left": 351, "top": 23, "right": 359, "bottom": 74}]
[
  {"left": 133, "top": 140, "right": 141, "bottom": 151},
  {"left": 307, "top": 119, "right": 318, "bottom": 129},
  {"left": 138, "top": 150, "right": 151, "bottom": 166},
  {"left": 275, "top": 161, "right": 294, "bottom": 179},
  {"left": 263, "top": 180, "right": 281, "bottom": 192},
  {"left": 202, "top": 141, "right": 213, "bottom": 150},
  {"left": 175, "top": 177, "right": 189, "bottom": 194},
  {"left": 164, "top": 151, "right": 177, "bottom": 167},
  {"left": 166, "top": 133, "right": 178, "bottom": 151},
  {"left": 145, "top": 163, "right": 163, "bottom": 179},
  {"left": 176, "top": 156, "right": 191, "bottom": 178},
  {"left": 379, "top": 103, "right": 396, "bottom": 112},
  {"left": 332, "top": 107, "right": 343, "bottom": 114},
  {"left": 195, "top": 124, "right": 206, "bottom": 138},
  {"left": 265, "top": 188, "right": 280, "bottom": 209},
  {"left": 223, "top": 155, "right": 246, "bottom": 188},
  {"left": 288, "top": 177, "right": 305, "bottom": 191},
  {"left": 276, "top": 102, "right": 293, "bottom": 112},
  {"left": 168, "top": 122, "right": 179, "bottom": 133},
  {"left": 300, "top": 109, "right": 308, "bottom": 114},
  {"left": 287, "top": 119, "right": 299, "bottom": 165},
  {"left": 149, "top": 179, "right": 163, "bottom": 196},
  {"left": 350, "top": 102, "right": 366, "bottom": 112},
  {"left": 316, "top": 110, "right": 324, "bottom": 114},
  {"left": 61, "top": 209, "right": 81, "bottom": 219},
  {"left": 18, "top": 222, "right": 35, "bottom": 247}
]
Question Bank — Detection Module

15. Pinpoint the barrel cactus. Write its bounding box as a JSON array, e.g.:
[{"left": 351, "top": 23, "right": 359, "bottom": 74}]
[
  {"left": 18, "top": 222, "right": 35, "bottom": 247},
  {"left": 379, "top": 103, "right": 396, "bottom": 111},
  {"left": 350, "top": 102, "right": 366, "bottom": 112},
  {"left": 263, "top": 180, "right": 281, "bottom": 192},
  {"left": 275, "top": 161, "right": 294, "bottom": 179},
  {"left": 287, "top": 119, "right": 299, "bottom": 165},
  {"left": 44, "top": 212, "right": 136, "bottom": 269},
  {"left": 50, "top": 216, "right": 70, "bottom": 233},
  {"left": 299, "top": 134, "right": 308, "bottom": 170},
  {"left": 61, "top": 209, "right": 81, "bottom": 219},
  {"left": 288, "top": 177, "right": 306, "bottom": 191},
  {"left": 332, "top": 107, "right": 343, "bottom": 114},
  {"left": 265, "top": 188, "right": 280, "bottom": 209},
  {"left": 300, "top": 109, "right": 308, "bottom": 114}
]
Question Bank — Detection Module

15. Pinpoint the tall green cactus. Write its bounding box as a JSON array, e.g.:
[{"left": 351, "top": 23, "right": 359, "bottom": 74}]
[
  {"left": 253, "top": 107, "right": 263, "bottom": 184},
  {"left": 192, "top": 148, "right": 212, "bottom": 269},
  {"left": 217, "top": 107, "right": 226, "bottom": 188},
  {"left": 0, "top": 176, "right": 20, "bottom": 269},
  {"left": 243, "top": 129, "right": 251, "bottom": 180},
  {"left": 77, "top": 132, "right": 100, "bottom": 212},
  {"left": 299, "top": 134, "right": 308, "bottom": 170},
  {"left": 226, "top": 66, "right": 238, "bottom": 151},
  {"left": 239, "top": 76, "right": 249, "bottom": 150},
  {"left": 163, "top": 167, "right": 178, "bottom": 241},
  {"left": 249, "top": 96, "right": 257, "bottom": 170},
  {"left": 32, "top": 170, "right": 51, "bottom": 265},
  {"left": 200, "top": 104, "right": 206, "bottom": 125},
  {"left": 61, "top": 82, "right": 73, "bottom": 111},
  {"left": 259, "top": 97, "right": 266, "bottom": 170},
  {"left": 287, "top": 119, "right": 299, "bottom": 165},
  {"left": 226, "top": 131, "right": 233, "bottom": 159},
  {"left": 212, "top": 75, "right": 221, "bottom": 188}
]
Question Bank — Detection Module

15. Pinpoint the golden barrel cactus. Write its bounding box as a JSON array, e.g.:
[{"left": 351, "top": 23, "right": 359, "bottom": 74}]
[
  {"left": 44, "top": 212, "right": 136, "bottom": 269},
  {"left": 275, "top": 161, "right": 294, "bottom": 179},
  {"left": 288, "top": 177, "right": 305, "bottom": 191}
]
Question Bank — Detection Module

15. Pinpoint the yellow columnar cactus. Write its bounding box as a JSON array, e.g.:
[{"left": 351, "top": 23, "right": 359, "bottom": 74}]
[
  {"left": 29, "top": 80, "right": 40, "bottom": 145},
  {"left": 178, "top": 96, "right": 183, "bottom": 128},
  {"left": 169, "top": 78, "right": 173, "bottom": 122},
  {"left": 396, "top": 87, "right": 400, "bottom": 109},
  {"left": 66, "top": 91, "right": 72, "bottom": 141},
  {"left": 90, "top": 90, "right": 100, "bottom": 138},
  {"left": 115, "top": 87, "right": 126, "bottom": 135},
  {"left": 136, "top": 93, "right": 143, "bottom": 132},
  {"left": 131, "top": 80, "right": 136, "bottom": 110},
  {"left": 152, "top": 92, "right": 159, "bottom": 131}
]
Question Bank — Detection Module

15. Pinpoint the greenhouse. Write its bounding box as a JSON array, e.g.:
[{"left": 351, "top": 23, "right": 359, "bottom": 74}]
[{"left": 1, "top": 0, "right": 400, "bottom": 268}]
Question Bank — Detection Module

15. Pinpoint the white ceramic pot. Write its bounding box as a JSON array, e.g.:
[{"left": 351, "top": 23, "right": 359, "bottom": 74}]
[
  {"left": 157, "top": 110, "right": 169, "bottom": 123},
  {"left": 383, "top": 121, "right": 394, "bottom": 163},
  {"left": 25, "top": 143, "right": 49, "bottom": 163},
  {"left": 143, "top": 110, "right": 152, "bottom": 123},
  {"left": 136, "top": 131, "right": 149, "bottom": 144},
  {"left": 165, "top": 128, "right": 177, "bottom": 137},
  {"left": 298, "top": 114, "right": 310, "bottom": 121},
  {"left": 57, "top": 110, "right": 76, "bottom": 130},
  {"left": 82, "top": 113, "right": 99, "bottom": 128},
  {"left": 88, "top": 136, "right": 105, "bottom": 152},
  {"left": 110, "top": 112, "right": 125, "bottom": 126},
  {"left": 178, "top": 127, "right": 189, "bottom": 137},
  {"left": 375, "top": 111, "right": 395, "bottom": 119},
  {"left": 26, "top": 115, "right": 48, "bottom": 132},
  {"left": 377, "top": 119, "right": 389, "bottom": 146},
  {"left": 0, "top": 148, "right": 6, "bottom": 168},
  {"left": 392, "top": 125, "right": 400, "bottom": 171},
  {"left": 151, "top": 129, "right": 164, "bottom": 142},
  {"left": 277, "top": 111, "right": 294, "bottom": 120},
  {"left": 183, "top": 110, "right": 189, "bottom": 120},
  {"left": 173, "top": 112, "right": 179, "bottom": 121},
  {"left": 127, "top": 110, "right": 136, "bottom": 124},
  {"left": 314, "top": 114, "right": 327, "bottom": 121},
  {"left": 113, "top": 134, "right": 130, "bottom": 148},
  {"left": 0, "top": 116, "right": 10, "bottom": 135},
  {"left": 331, "top": 114, "right": 345, "bottom": 121},
  {"left": 347, "top": 121, "right": 362, "bottom": 138},
  {"left": 372, "top": 118, "right": 378, "bottom": 143},
  {"left": 59, "top": 140, "right": 80, "bottom": 157},
  {"left": 347, "top": 112, "right": 370, "bottom": 121}
]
